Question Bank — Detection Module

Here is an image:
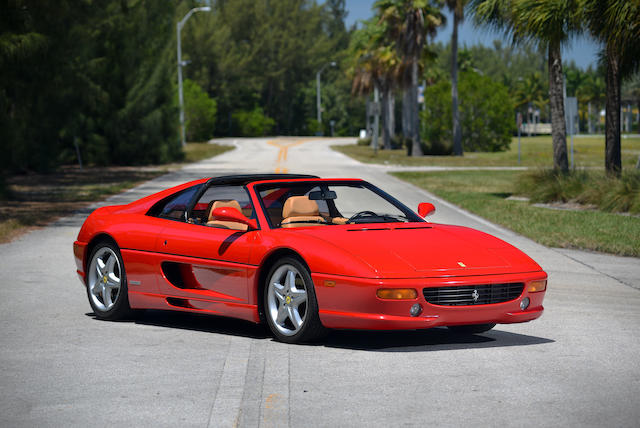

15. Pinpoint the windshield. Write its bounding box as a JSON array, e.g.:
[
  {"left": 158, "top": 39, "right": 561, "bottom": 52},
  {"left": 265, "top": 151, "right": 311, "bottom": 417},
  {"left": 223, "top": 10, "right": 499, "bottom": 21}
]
[{"left": 256, "top": 181, "right": 422, "bottom": 228}]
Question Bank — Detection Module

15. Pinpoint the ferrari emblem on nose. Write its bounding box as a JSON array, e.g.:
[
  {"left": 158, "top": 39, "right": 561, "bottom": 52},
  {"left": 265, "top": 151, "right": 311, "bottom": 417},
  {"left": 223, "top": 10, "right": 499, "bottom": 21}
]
[
  {"left": 457, "top": 261, "right": 466, "bottom": 267},
  {"left": 471, "top": 289, "right": 480, "bottom": 302}
]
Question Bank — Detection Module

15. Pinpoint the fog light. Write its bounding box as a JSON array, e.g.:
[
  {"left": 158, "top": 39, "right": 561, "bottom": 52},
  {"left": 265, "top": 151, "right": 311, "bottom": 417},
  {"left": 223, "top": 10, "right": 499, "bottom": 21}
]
[
  {"left": 376, "top": 288, "right": 417, "bottom": 300},
  {"left": 410, "top": 303, "right": 422, "bottom": 317},
  {"left": 520, "top": 297, "right": 530, "bottom": 310}
]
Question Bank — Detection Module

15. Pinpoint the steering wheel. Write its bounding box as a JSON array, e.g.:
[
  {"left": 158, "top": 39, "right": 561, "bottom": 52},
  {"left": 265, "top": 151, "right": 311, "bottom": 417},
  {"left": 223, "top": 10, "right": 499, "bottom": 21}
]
[{"left": 347, "top": 210, "right": 378, "bottom": 224}]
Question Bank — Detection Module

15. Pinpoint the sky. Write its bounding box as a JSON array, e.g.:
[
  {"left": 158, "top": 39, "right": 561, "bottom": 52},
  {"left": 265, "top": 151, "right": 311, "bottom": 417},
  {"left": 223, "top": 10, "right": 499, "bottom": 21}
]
[{"left": 344, "top": 0, "right": 601, "bottom": 69}]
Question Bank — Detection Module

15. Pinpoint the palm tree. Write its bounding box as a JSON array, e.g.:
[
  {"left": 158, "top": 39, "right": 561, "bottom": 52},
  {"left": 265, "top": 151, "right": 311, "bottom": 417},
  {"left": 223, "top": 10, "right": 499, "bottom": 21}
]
[
  {"left": 376, "top": 0, "right": 445, "bottom": 156},
  {"left": 445, "top": 0, "right": 469, "bottom": 156},
  {"left": 581, "top": 0, "right": 640, "bottom": 176},
  {"left": 575, "top": 68, "right": 605, "bottom": 134},
  {"left": 350, "top": 19, "right": 400, "bottom": 150},
  {"left": 471, "top": 0, "right": 581, "bottom": 172}
]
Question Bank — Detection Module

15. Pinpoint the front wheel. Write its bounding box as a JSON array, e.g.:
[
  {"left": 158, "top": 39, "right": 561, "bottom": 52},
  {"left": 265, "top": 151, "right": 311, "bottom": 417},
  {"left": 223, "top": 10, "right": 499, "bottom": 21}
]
[
  {"left": 447, "top": 323, "right": 496, "bottom": 335},
  {"left": 86, "top": 241, "right": 131, "bottom": 320},
  {"left": 264, "top": 257, "right": 326, "bottom": 343}
]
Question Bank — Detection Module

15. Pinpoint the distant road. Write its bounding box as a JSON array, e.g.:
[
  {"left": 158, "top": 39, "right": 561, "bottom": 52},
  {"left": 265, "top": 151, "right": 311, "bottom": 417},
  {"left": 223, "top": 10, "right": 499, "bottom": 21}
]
[{"left": 1, "top": 137, "right": 638, "bottom": 427}]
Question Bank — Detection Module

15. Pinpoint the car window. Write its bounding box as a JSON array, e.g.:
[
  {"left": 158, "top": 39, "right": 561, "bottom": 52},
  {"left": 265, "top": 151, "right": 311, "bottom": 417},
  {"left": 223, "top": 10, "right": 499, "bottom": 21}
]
[
  {"left": 191, "top": 185, "right": 254, "bottom": 224},
  {"left": 150, "top": 185, "right": 202, "bottom": 221},
  {"left": 257, "top": 181, "right": 421, "bottom": 228}
]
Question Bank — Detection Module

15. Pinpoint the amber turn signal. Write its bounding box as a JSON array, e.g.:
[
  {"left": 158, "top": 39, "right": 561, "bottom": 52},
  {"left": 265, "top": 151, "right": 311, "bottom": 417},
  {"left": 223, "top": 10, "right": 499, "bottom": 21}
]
[
  {"left": 376, "top": 288, "right": 418, "bottom": 300},
  {"left": 528, "top": 280, "right": 547, "bottom": 293}
]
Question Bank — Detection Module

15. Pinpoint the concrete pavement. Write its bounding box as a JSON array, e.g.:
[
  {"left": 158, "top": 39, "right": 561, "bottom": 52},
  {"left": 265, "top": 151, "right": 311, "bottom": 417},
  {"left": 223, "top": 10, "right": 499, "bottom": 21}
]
[{"left": 0, "top": 137, "right": 638, "bottom": 427}]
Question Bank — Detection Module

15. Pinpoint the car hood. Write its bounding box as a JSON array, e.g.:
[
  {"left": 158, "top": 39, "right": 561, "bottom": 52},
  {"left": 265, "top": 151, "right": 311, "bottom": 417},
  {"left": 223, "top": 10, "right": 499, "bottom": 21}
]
[{"left": 293, "top": 223, "right": 542, "bottom": 278}]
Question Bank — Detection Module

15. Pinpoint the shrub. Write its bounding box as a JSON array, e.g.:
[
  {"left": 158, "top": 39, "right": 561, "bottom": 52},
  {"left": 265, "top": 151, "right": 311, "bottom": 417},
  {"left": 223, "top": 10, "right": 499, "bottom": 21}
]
[
  {"left": 357, "top": 137, "right": 371, "bottom": 146},
  {"left": 421, "top": 71, "right": 514, "bottom": 153},
  {"left": 516, "top": 169, "right": 640, "bottom": 214},
  {"left": 232, "top": 107, "right": 275, "bottom": 137},
  {"left": 184, "top": 79, "right": 217, "bottom": 142}
]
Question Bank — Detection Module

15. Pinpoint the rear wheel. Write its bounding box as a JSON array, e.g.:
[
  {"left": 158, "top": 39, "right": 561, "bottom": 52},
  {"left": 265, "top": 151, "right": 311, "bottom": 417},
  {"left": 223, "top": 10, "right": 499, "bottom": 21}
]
[
  {"left": 264, "top": 257, "right": 326, "bottom": 343},
  {"left": 86, "top": 241, "right": 131, "bottom": 320},
  {"left": 447, "top": 323, "right": 496, "bottom": 335}
]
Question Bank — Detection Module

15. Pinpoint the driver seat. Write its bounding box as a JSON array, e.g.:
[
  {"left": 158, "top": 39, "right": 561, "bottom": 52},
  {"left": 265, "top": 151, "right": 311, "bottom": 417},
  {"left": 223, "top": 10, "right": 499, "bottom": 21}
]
[{"left": 281, "top": 196, "right": 326, "bottom": 228}]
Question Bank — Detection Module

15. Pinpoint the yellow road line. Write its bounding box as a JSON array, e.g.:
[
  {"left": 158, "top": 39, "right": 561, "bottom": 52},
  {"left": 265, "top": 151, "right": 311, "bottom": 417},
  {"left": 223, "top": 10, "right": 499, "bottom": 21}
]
[{"left": 268, "top": 138, "right": 319, "bottom": 173}]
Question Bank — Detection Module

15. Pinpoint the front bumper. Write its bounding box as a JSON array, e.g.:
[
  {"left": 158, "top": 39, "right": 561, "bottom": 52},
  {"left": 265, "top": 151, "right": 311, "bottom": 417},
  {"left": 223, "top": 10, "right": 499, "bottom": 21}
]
[{"left": 313, "top": 271, "right": 546, "bottom": 330}]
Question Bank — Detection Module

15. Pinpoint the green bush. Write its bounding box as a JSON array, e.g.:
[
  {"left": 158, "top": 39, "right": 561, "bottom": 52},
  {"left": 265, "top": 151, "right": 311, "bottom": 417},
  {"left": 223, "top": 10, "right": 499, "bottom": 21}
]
[
  {"left": 184, "top": 79, "right": 217, "bottom": 142},
  {"left": 421, "top": 71, "right": 514, "bottom": 153},
  {"left": 357, "top": 137, "right": 371, "bottom": 146},
  {"left": 232, "top": 107, "right": 275, "bottom": 137},
  {"left": 516, "top": 169, "right": 640, "bottom": 214}
]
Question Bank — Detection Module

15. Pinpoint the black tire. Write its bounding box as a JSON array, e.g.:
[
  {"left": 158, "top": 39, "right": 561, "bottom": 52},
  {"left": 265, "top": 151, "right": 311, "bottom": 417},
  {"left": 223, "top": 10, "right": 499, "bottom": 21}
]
[
  {"left": 447, "top": 323, "right": 496, "bottom": 335},
  {"left": 263, "top": 257, "right": 327, "bottom": 343},
  {"left": 86, "top": 241, "right": 131, "bottom": 320}
]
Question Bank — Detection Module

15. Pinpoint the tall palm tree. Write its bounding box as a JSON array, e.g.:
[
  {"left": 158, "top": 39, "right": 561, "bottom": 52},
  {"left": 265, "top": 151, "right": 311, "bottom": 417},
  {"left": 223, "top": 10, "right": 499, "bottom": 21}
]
[
  {"left": 376, "top": 0, "right": 445, "bottom": 156},
  {"left": 581, "top": 0, "right": 640, "bottom": 176},
  {"left": 350, "top": 19, "right": 400, "bottom": 150},
  {"left": 445, "top": 0, "right": 469, "bottom": 156},
  {"left": 471, "top": 0, "right": 581, "bottom": 172}
]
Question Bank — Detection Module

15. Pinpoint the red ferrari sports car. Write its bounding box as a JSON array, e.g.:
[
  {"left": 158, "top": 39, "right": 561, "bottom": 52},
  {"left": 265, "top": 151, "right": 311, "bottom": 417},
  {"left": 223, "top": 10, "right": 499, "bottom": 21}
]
[{"left": 73, "top": 174, "right": 547, "bottom": 343}]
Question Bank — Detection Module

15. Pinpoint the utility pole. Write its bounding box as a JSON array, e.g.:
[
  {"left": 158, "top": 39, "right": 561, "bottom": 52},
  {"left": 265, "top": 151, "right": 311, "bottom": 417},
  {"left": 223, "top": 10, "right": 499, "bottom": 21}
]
[
  {"left": 315, "top": 61, "right": 336, "bottom": 135},
  {"left": 177, "top": 6, "right": 211, "bottom": 147}
]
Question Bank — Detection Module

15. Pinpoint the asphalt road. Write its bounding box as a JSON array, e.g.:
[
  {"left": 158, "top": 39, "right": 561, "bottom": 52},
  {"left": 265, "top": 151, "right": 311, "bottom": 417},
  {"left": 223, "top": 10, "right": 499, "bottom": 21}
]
[{"left": 1, "top": 137, "right": 639, "bottom": 427}]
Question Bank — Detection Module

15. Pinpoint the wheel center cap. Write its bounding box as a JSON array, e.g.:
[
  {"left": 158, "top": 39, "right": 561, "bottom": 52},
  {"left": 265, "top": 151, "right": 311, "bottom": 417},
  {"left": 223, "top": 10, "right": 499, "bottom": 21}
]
[
  {"left": 285, "top": 295, "right": 292, "bottom": 305},
  {"left": 102, "top": 275, "right": 108, "bottom": 284}
]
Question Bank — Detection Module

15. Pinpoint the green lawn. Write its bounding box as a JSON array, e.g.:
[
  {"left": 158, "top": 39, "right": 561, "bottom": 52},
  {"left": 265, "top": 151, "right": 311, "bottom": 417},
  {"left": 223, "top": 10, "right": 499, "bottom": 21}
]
[
  {"left": 182, "top": 141, "right": 234, "bottom": 163},
  {"left": 334, "top": 135, "right": 640, "bottom": 168},
  {"left": 394, "top": 170, "right": 640, "bottom": 257}
]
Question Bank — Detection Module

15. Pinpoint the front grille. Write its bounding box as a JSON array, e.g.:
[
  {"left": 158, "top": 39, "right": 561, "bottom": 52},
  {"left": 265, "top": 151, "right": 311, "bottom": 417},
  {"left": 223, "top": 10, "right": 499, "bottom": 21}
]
[{"left": 423, "top": 283, "right": 524, "bottom": 306}]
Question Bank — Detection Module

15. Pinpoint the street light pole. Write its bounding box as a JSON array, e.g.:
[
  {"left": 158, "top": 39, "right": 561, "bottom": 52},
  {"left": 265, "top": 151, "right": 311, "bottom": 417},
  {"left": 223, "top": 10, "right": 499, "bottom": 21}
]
[
  {"left": 316, "top": 61, "right": 336, "bottom": 135},
  {"left": 177, "top": 6, "right": 211, "bottom": 147}
]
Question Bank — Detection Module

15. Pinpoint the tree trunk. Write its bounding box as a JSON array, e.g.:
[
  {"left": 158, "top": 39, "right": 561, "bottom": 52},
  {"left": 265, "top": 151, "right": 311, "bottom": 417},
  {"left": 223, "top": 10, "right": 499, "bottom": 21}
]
[
  {"left": 410, "top": 60, "right": 423, "bottom": 156},
  {"left": 402, "top": 89, "right": 411, "bottom": 139},
  {"left": 588, "top": 101, "right": 593, "bottom": 134},
  {"left": 388, "top": 91, "right": 395, "bottom": 143},
  {"left": 605, "top": 46, "right": 621, "bottom": 176},
  {"left": 548, "top": 42, "right": 568, "bottom": 172},
  {"left": 451, "top": 12, "right": 462, "bottom": 156},
  {"left": 381, "top": 86, "right": 391, "bottom": 150}
]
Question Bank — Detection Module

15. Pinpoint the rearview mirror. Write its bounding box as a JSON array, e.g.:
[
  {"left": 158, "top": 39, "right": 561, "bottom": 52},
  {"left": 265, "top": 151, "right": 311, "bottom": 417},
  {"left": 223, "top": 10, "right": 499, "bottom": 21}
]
[
  {"left": 418, "top": 202, "right": 435, "bottom": 218},
  {"left": 210, "top": 207, "right": 258, "bottom": 230}
]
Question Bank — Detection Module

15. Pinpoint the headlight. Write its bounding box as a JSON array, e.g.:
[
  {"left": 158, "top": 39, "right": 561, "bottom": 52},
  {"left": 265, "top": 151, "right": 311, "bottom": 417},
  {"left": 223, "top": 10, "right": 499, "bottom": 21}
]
[
  {"left": 528, "top": 279, "right": 547, "bottom": 293},
  {"left": 376, "top": 288, "right": 418, "bottom": 300}
]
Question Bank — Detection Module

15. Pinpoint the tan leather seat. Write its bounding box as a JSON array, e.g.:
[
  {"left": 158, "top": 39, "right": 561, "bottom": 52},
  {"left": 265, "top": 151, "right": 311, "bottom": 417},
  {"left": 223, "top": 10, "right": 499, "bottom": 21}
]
[
  {"left": 280, "top": 196, "right": 327, "bottom": 228},
  {"left": 206, "top": 200, "right": 248, "bottom": 231}
]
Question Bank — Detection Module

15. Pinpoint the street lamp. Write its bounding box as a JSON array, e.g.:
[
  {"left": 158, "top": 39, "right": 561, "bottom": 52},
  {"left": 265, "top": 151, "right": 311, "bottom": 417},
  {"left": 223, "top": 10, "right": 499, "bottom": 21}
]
[
  {"left": 177, "top": 6, "right": 211, "bottom": 147},
  {"left": 316, "top": 61, "right": 336, "bottom": 135}
]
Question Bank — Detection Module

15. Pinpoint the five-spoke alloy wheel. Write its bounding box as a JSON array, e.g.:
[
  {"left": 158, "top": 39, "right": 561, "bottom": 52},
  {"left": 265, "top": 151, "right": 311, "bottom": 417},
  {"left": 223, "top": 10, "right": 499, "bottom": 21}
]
[
  {"left": 87, "top": 241, "right": 130, "bottom": 320},
  {"left": 264, "top": 257, "right": 325, "bottom": 343}
]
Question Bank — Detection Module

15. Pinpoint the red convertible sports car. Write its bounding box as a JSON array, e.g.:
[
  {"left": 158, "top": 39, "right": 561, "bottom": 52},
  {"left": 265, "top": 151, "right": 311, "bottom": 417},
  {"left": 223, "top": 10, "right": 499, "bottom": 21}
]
[{"left": 73, "top": 174, "right": 547, "bottom": 343}]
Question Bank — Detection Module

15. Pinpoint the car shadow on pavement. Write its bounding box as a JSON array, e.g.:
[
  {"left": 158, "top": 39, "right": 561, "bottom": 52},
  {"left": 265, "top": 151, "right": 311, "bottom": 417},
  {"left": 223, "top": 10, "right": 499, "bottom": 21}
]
[
  {"left": 87, "top": 310, "right": 553, "bottom": 351},
  {"left": 323, "top": 328, "right": 554, "bottom": 352},
  {"left": 86, "top": 310, "right": 271, "bottom": 339}
]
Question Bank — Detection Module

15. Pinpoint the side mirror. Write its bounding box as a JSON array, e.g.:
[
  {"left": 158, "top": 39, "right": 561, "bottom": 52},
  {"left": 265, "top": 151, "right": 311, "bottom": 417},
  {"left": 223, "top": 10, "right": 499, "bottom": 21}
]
[
  {"left": 210, "top": 207, "right": 258, "bottom": 230},
  {"left": 418, "top": 202, "right": 436, "bottom": 218}
]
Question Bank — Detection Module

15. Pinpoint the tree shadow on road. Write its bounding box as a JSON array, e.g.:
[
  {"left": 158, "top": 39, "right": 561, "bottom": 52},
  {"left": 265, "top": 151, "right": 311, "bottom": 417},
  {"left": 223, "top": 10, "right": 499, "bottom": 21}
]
[{"left": 323, "top": 327, "right": 554, "bottom": 352}]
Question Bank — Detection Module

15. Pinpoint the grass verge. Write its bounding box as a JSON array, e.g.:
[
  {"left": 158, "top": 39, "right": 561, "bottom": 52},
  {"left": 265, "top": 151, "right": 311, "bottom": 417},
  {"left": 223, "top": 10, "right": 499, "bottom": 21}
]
[
  {"left": 393, "top": 170, "right": 640, "bottom": 257},
  {"left": 182, "top": 141, "right": 234, "bottom": 163},
  {"left": 334, "top": 135, "right": 640, "bottom": 168},
  {"left": 0, "top": 142, "right": 233, "bottom": 243}
]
